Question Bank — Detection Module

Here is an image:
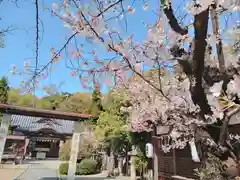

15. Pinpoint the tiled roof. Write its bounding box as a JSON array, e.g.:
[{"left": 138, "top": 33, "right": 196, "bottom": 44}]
[
  {"left": 0, "top": 103, "right": 91, "bottom": 120},
  {"left": 11, "top": 115, "right": 74, "bottom": 134}
]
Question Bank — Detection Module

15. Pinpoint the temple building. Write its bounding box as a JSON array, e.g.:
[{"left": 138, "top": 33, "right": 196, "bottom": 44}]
[
  {"left": 7, "top": 115, "right": 74, "bottom": 159},
  {"left": 0, "top": 104, "right": 91, "bottom": 161}
]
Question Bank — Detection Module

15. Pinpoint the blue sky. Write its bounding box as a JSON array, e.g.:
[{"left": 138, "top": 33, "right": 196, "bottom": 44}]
[{"left": 0, "top": 0, "right": 238, "bottom": 97}]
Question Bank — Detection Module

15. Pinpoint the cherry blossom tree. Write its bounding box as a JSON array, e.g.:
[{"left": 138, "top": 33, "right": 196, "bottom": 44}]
[{"left": 49, "top": 0, "right": 240, "bottom": 178}]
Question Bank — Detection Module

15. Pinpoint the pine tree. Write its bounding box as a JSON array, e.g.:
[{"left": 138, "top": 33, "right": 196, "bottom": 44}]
[
  {"left": 88, "top": 85, "right": 103, "bottom": 117},
  {"left": 0, "top": 76, "right": 9, "bottom": 104}
]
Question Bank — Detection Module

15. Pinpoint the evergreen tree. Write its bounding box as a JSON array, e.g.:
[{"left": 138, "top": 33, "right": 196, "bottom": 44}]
[
  {"left": 0, "top": 76, "right": 9, "bottom": 104},
  {"left": 88, "top": 85, "right": 103, "bottom": 117}
]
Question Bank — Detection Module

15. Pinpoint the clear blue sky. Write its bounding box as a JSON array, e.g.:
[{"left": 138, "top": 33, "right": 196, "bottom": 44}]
[{"left": 0, "top": 0, "right": 237, "bottom": 97}]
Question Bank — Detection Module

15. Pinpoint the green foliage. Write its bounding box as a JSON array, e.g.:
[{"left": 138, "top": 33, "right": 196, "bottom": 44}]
[
  {"left": 8, "top": 89, "right": 22, "bottom": 105},
  {"left": 194, "top": 153, "right": 224, "bottom": 180},
  {"left": 94, "top": 91, "right": 131, "bottom": 155},
  {"left": 88, "top": 89, "right": 103, "bottom": 117},
  {"left": 59, "top": 136, "right": 100, "bottom": 162},
  {"left": 133, "top": 148, "right": 148, "bottom": 174},
  {"left": 76, "top": 158, "right": 99, "bottom": 175},
  {"left": 59, "top": 159, "right": 100, "bottom": 175},
  {"left": 16, "top": 93, "right": 36, "bottom": 107},
  {"left": 59, "top": 93, "right": 91, "bottom": 114},
  {"left": 59, "top": 151, "right": 70, "bottom": 161},
  {"left": 0, "top": 76, "right": 9, "bottom": 103},
  {"left": 59, "top": 163, "right": 69, "bottom": 175},
  {"left": 7, "top": 89, "right": 91, "bottom": 114},
  {"left": 129, "top": 131, "right": 151, "bottom": 152}
]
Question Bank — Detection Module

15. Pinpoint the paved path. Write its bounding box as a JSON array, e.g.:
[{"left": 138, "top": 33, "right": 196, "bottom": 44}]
[
  {"left": 15, "top": 160, "right": 60, "bottom": 180},
  {"left": 14, "top": 160, "right": 127, "bottom": 180},
  {"left": 0, "top": 164, "right": 27, "bottom": 180}
]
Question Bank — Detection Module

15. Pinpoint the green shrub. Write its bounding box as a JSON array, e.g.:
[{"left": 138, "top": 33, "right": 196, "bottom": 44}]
[
  {"left": 59, "top": 140, "right": 70, "bottom": 161},
  {"left": 59, "top": 152, "right": 70, "bottom": 161},
  {"left": 59, "top": 163, "right": 69, "bottom": 175},
  {"left": 76, "top": 158, "right": 99, "bottom": 175},
  {"left": 59, "top": 159, "right": 100, "bottom": 175}
]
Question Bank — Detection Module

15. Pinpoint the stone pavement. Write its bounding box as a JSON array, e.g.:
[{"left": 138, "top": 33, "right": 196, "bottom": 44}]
[
  {"left": 15, "top": 160, "right": 61, "bottom": 180},
  {"left": 0, "top": 164, "right": 29, "bottom": 180},
  {"left": 2, "top": 160, "right": 132, "bottom": 180}
]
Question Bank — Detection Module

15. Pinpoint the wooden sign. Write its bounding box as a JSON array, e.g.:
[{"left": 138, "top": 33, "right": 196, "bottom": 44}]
[
  {"left": 156, "top": 125, "right": 171, "bottom": 135},
  {"left": 67, "top": 121, "right": 82, "bottom": 180},
  {"left": 0, "top": 114, "right": 11, "bottom": 164}
]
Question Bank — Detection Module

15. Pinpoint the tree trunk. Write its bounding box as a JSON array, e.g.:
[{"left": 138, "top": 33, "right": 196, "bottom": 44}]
[{"left": 125, "top": 152, "right": 130, "bottom": 176}]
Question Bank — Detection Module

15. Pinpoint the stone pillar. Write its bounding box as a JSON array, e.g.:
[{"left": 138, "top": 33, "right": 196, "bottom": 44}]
[
  {"left": 59, "top": 140, "right": 64, "bottom": 148},
  {"left": 24, "top": 138, "right": 29, "bottom": 157},
  {"left": 0, "top": 114, "right": 11, "bottom": 164},
  {"left": 130, "top": 145, "right": 137, "bottom": 180},
  {"left": 102, "top": 151, "right": 107, "bottom": 170},
  {"left": 67, "top": 121, "right": 82, "bottom": 180},
  {"left": 118, "top": 156, "right": 124, "bottom": 176}
]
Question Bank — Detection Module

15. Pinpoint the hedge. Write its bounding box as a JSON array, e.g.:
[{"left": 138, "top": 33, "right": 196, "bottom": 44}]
[
  {"left": 59, "top": 163, "right": 69, "bottom": 175},
  {"left": 58, "top": 158, "right": 100, "bottom": 175}
]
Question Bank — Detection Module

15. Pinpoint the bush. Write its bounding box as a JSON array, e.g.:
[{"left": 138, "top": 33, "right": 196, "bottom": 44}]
[
  {"left": 59, "top": 140, "right": 70, "bottom": 161},
  {"left": 59, "top": 163, "right": 69, "bottom": 175},
  {"left": 59, "top": 152, "right": 70, "bottom": 161},
  {"left": 58, "top": 159, "right": 100, "bottom": 176},
  {"left": 76, "top": 158, "right": 99, "bottom": 175}
]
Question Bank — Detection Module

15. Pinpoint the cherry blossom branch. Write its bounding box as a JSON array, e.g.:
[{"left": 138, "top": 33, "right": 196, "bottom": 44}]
[
  {"left": 26, "top": 32, "right": 78, "bottom": 87},
  {"left": 155, "top": 58, "right": 169, "bottom": 99},
  {"left": 95, "top": 0, "right": 124, "bottom": 17},
  {"left": 71, "top": 0, "right": 170, "bottom": 101},
  {"left": 0, "top": 26, "right": 17, "bottom": 35}
]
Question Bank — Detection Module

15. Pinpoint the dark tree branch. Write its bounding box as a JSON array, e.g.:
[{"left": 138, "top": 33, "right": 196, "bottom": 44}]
[
  {"left": 95, "top": 0, "right": 123, "bottom": 17},
  {"left": 163, "top": 2, "right": 188, "bottom": 35},
  {"left": 190, "top": 9, "right": 212, "bottom": 116},
  {"left": 26, "top": 32, "right": 78, "bottom": 86}
]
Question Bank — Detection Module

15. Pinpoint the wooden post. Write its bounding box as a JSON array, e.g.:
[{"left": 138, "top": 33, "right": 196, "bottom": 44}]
[
  {"left": 0, "top": 114, "right": 11, "bottom": 164},
  {"left": 153, "top": 127, "right": 159, "bottom": 180},
  {"left": 67, "top": 121, "right": 82, "bottom": 180},
  {"left": 153, "top": 138, "right": 159, "bottom": 180},
  {"left": 173, "top": 149, "right": 176, "bottom": 175}
]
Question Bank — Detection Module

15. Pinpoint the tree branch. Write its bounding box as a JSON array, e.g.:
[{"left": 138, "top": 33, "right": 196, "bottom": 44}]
[
  {"left": 163, "top": 2, "right": 188, "bottom": 35},
  {"left": 189, "top": 9, "right": 212, "bottom": 116}
]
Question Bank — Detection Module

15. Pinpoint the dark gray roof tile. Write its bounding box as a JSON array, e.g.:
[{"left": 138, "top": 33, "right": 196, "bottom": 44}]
[{"left": 11, "top": 115, "right": 74, "bottom": 134}]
